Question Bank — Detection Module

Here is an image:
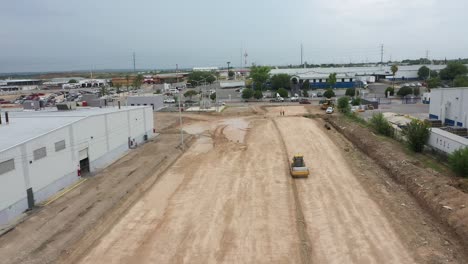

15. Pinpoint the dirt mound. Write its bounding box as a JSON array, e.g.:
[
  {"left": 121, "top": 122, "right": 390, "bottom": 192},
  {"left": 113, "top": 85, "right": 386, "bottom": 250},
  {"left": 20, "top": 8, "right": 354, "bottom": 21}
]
[{"left": 327, "top": 115, "right": 468, "bottom": 251}]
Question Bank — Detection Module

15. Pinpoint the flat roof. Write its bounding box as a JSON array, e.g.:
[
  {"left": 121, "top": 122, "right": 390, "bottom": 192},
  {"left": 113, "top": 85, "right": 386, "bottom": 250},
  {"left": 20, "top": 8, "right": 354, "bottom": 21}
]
[{"left": 0, "top": 106, "right": 149, "bottom": 153}]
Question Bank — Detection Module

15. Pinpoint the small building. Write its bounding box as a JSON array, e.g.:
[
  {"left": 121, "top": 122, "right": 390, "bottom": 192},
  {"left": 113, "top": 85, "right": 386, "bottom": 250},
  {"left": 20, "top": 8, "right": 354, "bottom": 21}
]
[
  {"left": 127, "top": 94, "right": 164, "bottom": 111},
  {"left": 429, "top": 88, "right": 468, "bottom": 127},
  {"left": 0, "top": 106, "right": 154, "bottom": 226},
  {"left": 428, "top": 128, "right": 468, "bottom": 154}
]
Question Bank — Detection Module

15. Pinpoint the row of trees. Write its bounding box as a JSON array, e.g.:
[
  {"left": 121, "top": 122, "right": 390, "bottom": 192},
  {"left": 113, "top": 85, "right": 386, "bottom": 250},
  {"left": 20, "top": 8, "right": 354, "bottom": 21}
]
[{"left": 417, "top": 63, "right": 468, "bottom": 88}]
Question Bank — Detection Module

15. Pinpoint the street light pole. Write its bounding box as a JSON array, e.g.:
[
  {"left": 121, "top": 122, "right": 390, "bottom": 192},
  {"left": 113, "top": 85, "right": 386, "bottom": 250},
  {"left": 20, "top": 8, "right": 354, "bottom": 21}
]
[{"left": 227, "top": 61, "right": 231, "bottom": 79}]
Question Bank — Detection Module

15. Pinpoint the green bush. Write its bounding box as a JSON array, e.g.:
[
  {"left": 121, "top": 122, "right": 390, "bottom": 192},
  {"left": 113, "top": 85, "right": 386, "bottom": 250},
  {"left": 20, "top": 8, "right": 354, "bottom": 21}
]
[
  {"left": 351, "top": 97, "right": 361, "bottom": 106},
  {"left": 402, "top": 120, "right": 430, "bottom": 152},
  {"left": 323, "top": 88, "right": 335, "bottom": 98},
  {"left": 449, "top": 147, "right": 468, "bottom": 177},
  {"left": 337, "top": 96, "right": 350, "bottom": 113},
  {"left": 242, "top": 88, "right": 254, "bottom": 99},
  {"left": 345, "top": 88, "right": 355, "bottom": 97},
  {"left": 302, "top": 89, "right": 309, "bottom": 97},
  {"left": 277, "top": 88, "right": 288, "bottom": 98},
  {"left": 369, "top": 113, "right": 394, "bottom": 137},
  {"left": 210, "top": 92, "right": 216, "bottom": 101},
  {"left": 397, "top": 86, "right": 413, "bottom": 97},
  {"left": 253, "top": 90, "right": 263, "bottom": 100},
  {"left": 385, "top": 87, "right": 394, "bottom": 97}
]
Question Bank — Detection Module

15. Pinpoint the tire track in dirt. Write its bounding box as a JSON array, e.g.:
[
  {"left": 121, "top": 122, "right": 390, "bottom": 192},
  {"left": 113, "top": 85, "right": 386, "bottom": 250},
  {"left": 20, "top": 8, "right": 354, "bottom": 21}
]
[{"left": 272, "top": 118, "right": 312, "bottom": 264}]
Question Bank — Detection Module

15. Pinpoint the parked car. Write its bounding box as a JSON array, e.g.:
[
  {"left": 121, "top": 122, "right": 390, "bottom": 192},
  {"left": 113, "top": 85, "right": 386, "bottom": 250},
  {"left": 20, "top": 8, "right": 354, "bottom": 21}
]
[
  {"left": 299, "top": 99, "right": 311, "bottom": 104},
  {"left": 163, "top": 98, "right": 176, "bottom": 103},
  {"left": 317, "top": 92, "right": 323, "bottom": 97},
  {"left": 326, "top": 107, "right": 334, "bottom": 114},
  {"left": 290, "top": 96, "right": 299, "bottom": 102},
  {"left": 269, "top": 97, "right": 284, "bottom": 102}
]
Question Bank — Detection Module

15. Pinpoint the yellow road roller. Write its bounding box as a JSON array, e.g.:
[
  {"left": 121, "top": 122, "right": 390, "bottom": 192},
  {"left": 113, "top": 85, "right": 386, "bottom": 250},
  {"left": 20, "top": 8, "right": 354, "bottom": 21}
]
[{"left": 290, "top": 154, "right": 309, "bottom": 178}]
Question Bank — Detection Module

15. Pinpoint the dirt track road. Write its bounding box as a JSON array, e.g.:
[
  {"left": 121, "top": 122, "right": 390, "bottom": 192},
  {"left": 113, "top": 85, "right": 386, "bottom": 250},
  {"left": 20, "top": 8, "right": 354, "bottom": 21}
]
[{"left": 74, "top": 107, "right": 465, "bottom": 264}]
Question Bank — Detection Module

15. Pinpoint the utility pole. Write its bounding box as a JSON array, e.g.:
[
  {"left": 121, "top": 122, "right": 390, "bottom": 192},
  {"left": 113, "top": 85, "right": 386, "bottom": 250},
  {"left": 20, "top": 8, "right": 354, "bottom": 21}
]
[
  {"left": 227, "top": 61, "right": 231, "bottom": 79},
  {"left": 380, "top": 44, "right": 384, "bottom": 65},
  {"left": 426, "top": 50, "right": 430, "bottom": 64},
  {"left": 301, "top": 43, "right": 303, "bottom": 66},
  {"left": 133, "top": 52, "right": 136, "bottom": 73}
]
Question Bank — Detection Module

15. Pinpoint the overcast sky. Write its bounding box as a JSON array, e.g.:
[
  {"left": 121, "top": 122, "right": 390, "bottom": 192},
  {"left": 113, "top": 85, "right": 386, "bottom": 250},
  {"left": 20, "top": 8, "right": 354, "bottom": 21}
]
[{"left": 1, "top": 0, "right": 467, "bottom": 73}]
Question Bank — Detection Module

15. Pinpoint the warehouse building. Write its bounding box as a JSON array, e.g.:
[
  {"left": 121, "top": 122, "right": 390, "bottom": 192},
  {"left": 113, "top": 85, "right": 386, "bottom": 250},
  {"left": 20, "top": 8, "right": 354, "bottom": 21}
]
[
  {"left": 127, "top": 95, "right": 164, "bottom": 111},
  {"left": 427, "top": 87, "right": 468, "bottom": 154},
  {"left": 0, "top": 106, "right": 154, "bottom": 225},
  {"left": 429, "top": 88, "right": 468, "bottom": 127},
  {"left": 270, "top": 64, "right": 448, "bottom": 88}
]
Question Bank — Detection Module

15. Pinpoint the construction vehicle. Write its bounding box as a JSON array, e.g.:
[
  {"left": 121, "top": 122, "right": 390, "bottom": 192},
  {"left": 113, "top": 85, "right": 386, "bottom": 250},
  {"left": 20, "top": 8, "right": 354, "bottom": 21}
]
[
  {"left": 320, "top": 99, "right": 334, "bottom": 110},
  {"left": 290, "top": 155, "right": 309, "bottom": 178}
]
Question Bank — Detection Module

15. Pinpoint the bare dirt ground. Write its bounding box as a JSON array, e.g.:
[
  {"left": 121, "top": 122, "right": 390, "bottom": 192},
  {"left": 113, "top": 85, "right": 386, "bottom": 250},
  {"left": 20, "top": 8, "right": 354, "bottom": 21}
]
[{"left": 65, "top": 106, "right": 467, "bottom": 264}]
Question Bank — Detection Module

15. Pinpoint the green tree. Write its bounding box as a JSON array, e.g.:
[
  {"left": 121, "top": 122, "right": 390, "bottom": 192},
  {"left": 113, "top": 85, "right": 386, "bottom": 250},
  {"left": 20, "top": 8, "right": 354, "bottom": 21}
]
[
  {"left": 440, "top": 62, "right": 468, "bottom": 80},
  {"left": 402, "top": 120, "right": 430, "bottom": 152},
  {"left": 132, "top": 74, "right": 144, "bottom": 90},
  {"left": 351, "top": 97, "right": 361, "bottom": 106},
  {"left": 253, "top": 90, "right": 263, "bottom": 100},
  {"left": 302, "top": 90, "right": 309, "bottom": 97},
  {"left": 99, "top": 86, "right": 108, "bottom": 96},
  {"left": 302, "top": 79, "right": 310, "bottom": 90},
  {"left": 369, "top": 113, "right": 394, "bottom": 137},
  {"left": 327, "top": 73, "right": 337, "bottom": 88},
  {"left": 323, "top": 88, "right": 335, "bottom": 98},
  {"left": 270, "top": 74, "right": 290, "bottom": 90},
  {"left": 188, "top": 71, "right": 216, "bottom": 86},
  {"left": 391, "top": 64, "right": 399, "bottom": 88},
  {"left": 413, "top": 87, "right": 420, "bottom": 96},
  {"left": 345, "top": 88, "right": 356, "bottom": 97},
  {"left": 430, "top": 70, "right": 438, "bottom": 78},
  {"left": 68, "top": 79, "right": 78, "bottom": 83},
  {"left": 397, "top": 87, "right": 413, "bottom": 97},
  {"left": 210, "top": 92, "right": 216, "bottom": 101},
  {"left": 453, "top": 75, "right": 468, "bottom": 87},
  {"left": 448, "top": 147, "right": 468, "bottom": 177},
  {"left": 277, "top": 88, "right": 288, "bottom": 98},
  {"left": 114, "top": 84, "right": 122, "bottom": 94},
  {"left": 228, "top": 71, "right": 235, "bottom": 79},
  {"left": 337, "top": 96, "right": 351, "bottom": 113},
  {"left": 250, "top": 66, "right": 271, "bottom": 89},
  {"left": 184, "top": 90, "right": 198, "bottom": 100},
  {"left": 427, "top": 77, "right": 441, "bottom": 88},
  {"left": 242, "top": 88, "right": 254, "bottom": 99},
  {"left": 417, "top": 66, "right": 430, "bottom": 80},
  {"left": 385, "top": 87, "right": 394, "bottom": 97}
]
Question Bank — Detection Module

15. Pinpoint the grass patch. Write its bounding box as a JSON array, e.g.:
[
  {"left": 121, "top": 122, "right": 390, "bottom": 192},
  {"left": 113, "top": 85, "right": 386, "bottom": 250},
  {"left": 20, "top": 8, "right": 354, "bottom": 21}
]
[
  {"left": 303, "top": 114, "right": 319, "bottom": 119},
  {"left": 343, "top": 112, "right": 367, "bottom": 127}
]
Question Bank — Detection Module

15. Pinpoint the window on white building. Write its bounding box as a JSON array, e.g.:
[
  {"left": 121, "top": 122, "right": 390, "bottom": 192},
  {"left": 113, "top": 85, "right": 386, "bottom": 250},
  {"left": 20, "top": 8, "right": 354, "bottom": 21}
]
[
  {"left": 33, "top": 147, "right": 47, "bottom": 161},
  {"left": 0, "top": 159, "right": 15, "bottom": 175},
  {"left": 55, "top": 140, "right": 66, "bottom": 152}
]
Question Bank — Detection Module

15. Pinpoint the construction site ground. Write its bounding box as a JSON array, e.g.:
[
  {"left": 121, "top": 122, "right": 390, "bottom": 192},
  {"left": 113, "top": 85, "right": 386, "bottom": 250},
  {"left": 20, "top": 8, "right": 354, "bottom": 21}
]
[{"left": 0, "top": 105, "right": 467, "bottom": 264}]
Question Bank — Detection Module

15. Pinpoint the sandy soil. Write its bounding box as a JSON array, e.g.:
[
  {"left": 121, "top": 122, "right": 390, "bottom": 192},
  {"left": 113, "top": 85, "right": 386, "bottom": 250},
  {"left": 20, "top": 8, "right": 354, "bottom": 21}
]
[
  {"left": 72, "top": 107, "right": 467, "bottom": 264},
  {"left": 1, "top": 106, "right": 466, "bottom": 264}
]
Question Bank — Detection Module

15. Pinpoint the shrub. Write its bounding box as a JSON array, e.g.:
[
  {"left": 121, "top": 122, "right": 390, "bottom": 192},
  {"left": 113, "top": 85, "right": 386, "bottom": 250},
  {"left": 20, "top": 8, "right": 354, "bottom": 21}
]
[
  {"left": 385, "top": 87, "right": 394, "bottom": 97},
  {"left": 402, "top": 120, "right": 430, "bottom": 152},
  {"left": 351, "top": 97, "right": 361, "bottom": 106},
  {"left": 253, "top": 90, "right": 263, "bottom": 100},
  {"left": 449, "top": 147, "right": 468, "bottom": 177},
  {"left": 337, "top": 96, "right": 350, "bottom": 113},
  {"left": 369, "top": 113, "right": 394, "bottom": 137},
  {"left": 210, "top": 92, "right": 216, "bottom": 101},
  {"left": 277, "top": 88, "right": 288, "bottom": 98},
  {"left": 323, "top": 88, "right": 335, "bottom": 98},
  {"left": 345, "top": 88, "right": 356, "bottom": 97},
  {"left": 397, "top": 86, "right": 413, "bottom": 97},
  {"left": 302, "top": 89, "right": 309, "bottom": 97},
  {"left": 413, "top": 87, "right": 420, "bottom": 96},
  {"left": 155, "top": 89, "right": 161, "bottom": 94},
  {"left": 242, "top": 88, "right": 254, "bottom": 99}
]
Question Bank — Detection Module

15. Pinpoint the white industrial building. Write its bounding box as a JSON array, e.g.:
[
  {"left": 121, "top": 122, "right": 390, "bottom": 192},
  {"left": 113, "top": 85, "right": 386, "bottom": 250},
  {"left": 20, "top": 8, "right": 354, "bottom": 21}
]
[
  {"left": 427, "top": 88, "right": 468, "bottom": 154},
  {"left": 0, "top": 106, "right": 154, "bottom": 226},
  {"left": 429, "top": 88, "right": 468, "bottom": 127},
  {"left": 127, "top": 95, "right": 164, "bottom": 111}
]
